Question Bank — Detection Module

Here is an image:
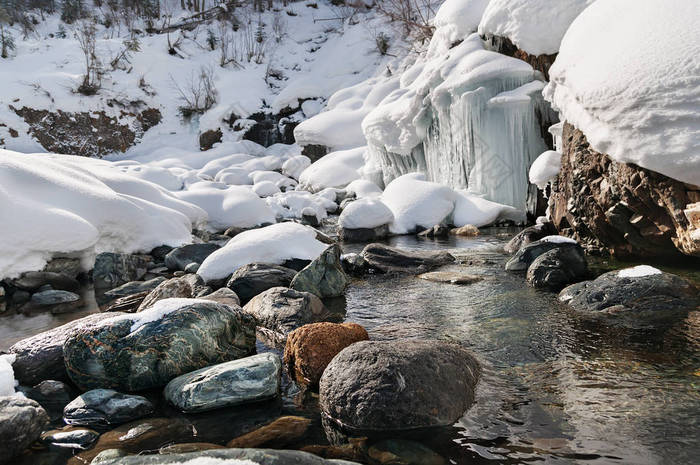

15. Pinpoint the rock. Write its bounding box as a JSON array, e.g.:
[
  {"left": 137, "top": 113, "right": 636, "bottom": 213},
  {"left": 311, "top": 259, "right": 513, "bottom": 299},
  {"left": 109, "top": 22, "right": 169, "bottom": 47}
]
[
  {"left": 199, "top": 128, "right": 222, "bottom": 151},
  {"left": 198, "top": 287, "right": 240, "bottom": 307},
  {"left": 291, "top": 244, "right": 348, "bottom": 298},
  {"left": 94, "top": 253, "right": 150, "bottom": 290},
  {"left": 102, "top": 278, "right": 167, "bottom": 304},
  {"left": 559, "top": 267, "right": 699, "bottom": 328},
  {"left": 526, "top": 247, "right": 588, "bottom": 291},
  {"left": 284, "top": 322, "right": 368, "bottom": 388},
  {"left": 227, "top": 263, "right": 297, "bottom": 304},
  {"left": 338, "top": 224, "right": 389, "bottom": 243},
  {"left": 64, "top": 389, "right": 155, "bottom": 426},
  {"left": 319, "top": 340, "right": 480, "bottom": 433},
  {"left": 226, "top": 415, "right": 312, "bottom": 448},
  {"left": 360, "top": 243, "right": 455, "bottom": 274},
  {"left": 164, "top": 353, "right": 281, "bottom": 413},
  {"left": 224, "top": 226, "right": 245, "bottom": 238},
  {"left": 505, "top": 238, "right": 584, "bottom": 272},
  {"left": 18, "top": 380, "right": 75, "bottom": 421},
  {"left": 340, "top": 253, "right": 368, "bottom": 276},
  {"left": 40, "top": 427, "right": 99, "bottom": 450},
  {"left": 282, "top": 258, "right": 313, "bottom": 272},
  {"left": 64, "top": 301, "right": 257, "bottom": 391},
  {"left": 164, "top": 243, "right": 220, "bottom": 271},
  {"left": 184, "top": 262, "right": 200, "bottom": 274},
  {"left": 450, "top": 225, "right": 480, "bottom": 237},
  {"left": 85, "top": 448, "right": 359, "bottom": 465},
  {"left": 103, "top": 291, "right": 149, "bottom": 313},
  {"left": 11, "top": 271, "right": 80, "bottom": 292},
  {"left": 368, "top": 439, "right": 446, "bottom": 465},
  {"left": 90, "top": 449, "right": 129, "bottom": 464},
  {"left": 0, "top": 396, "right": 50, "bottom": 464},
  {"left": 243, "top": 287, "right": 332, "bottom": 342},
  {"left": 302, "top": 210, "right": 320, "bottom": 227},
  {"left": 482, "top": 33, "right": 558, "bottom": 80},
  {"left": 20, "top": 290, "right": 84, "bottom": 314},
  {"left": 9, "top": 313, "right": 117, "bottom": 385},
  {"left": 150, "top": 245, "right": 174, "bottom": 262},
  {"left": 43, "top": 257, "right": 83, "bottom": 280},
  {"left": 504, "top": 221, "right": 557, "bottom": 254},
  {"left": 418, "top": 271, "right": 482, "bottom": 284},
  {"left": 137, "top": 274, "right": 210, "bottom": 311},
  {"left": 12, "top": 289, "right": 31, "bottom": 304},
  {"left": 159, "top": 443, "right": 225, "bottom": 454},
  {"left": 417, "top": 224, "right": 450, "bottom": 238},
  {"left": 300, "top": 440, "right": 367, "bottom": 463}
]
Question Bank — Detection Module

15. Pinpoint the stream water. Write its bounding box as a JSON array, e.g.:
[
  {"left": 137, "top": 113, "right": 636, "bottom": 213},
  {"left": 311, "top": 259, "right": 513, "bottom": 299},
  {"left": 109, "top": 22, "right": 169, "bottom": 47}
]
[{"left": 2, "top": 229, "right": 699, "bottom": 464}]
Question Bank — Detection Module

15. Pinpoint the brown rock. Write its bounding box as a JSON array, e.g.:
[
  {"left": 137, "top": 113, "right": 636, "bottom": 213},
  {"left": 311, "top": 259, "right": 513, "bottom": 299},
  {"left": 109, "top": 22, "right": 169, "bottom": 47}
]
[
  {"left": 226, "top": 416, "right": 312, "bottom": 449},
  {"left": 301, "top": 437, "right": 368, "bottom": 462},
  {"left": 284, "top": 322, "right": 369, "bottom": 387},
  {"left": 199, "top": 128, "right": 223, "bottom": 151},
  {"left": 450, "top": 225, "right": 479, "bottom": 236},
  {"left": 159, "top": 443, "right": 225, "bottom": 454}
]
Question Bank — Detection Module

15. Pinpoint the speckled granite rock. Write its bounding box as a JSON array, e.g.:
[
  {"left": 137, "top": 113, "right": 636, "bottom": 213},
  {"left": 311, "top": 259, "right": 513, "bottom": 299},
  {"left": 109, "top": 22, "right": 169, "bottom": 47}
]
[
  {"left": 64, "top": 389, "right": 154, "bottom": 426},
  {"left": 291, "top": 244, "right": 348, "bottom": 298},
  {"left": 0, "top": 396, "right": 50, "bottom": 464}
]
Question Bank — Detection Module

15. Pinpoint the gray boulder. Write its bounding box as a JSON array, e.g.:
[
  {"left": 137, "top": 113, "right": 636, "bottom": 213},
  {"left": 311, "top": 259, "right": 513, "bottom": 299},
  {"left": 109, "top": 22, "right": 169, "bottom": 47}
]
[
  {"left": 319, "top": 340, "right": 480, "bottom": 433},
  {"left": 20, "top": 290, "right": 84, "bottom": 314},
  {"left": 504, "top": 221, "right": 557, "bottom": 254},
  {"left": 63, "top": 300, "right": 257, "bottom": 391},
  {"left": 164, "top": 353, "right": 281, "bottom": 413},
  {"left": 11, "top": 271, "right": 80, "bottom": 292},
  {"left": 505, "top": 238, "right": 583, "bottom": 271},
  {"left": 291, "top": 244, "right": 348, "bottom": 298},
  {"left": 137, "top": 274, "right": 211, "bottom": 311},
  {"left": 102, "top": 278, "right": 167, "bottom": 304},
  {"left": 338, "top": 224, "right": 389, "bottom": 243},
  {"left": 526, "top": 246, "right": 588, "bottom": 291},
  {"left": 340, "top": 253, "right": 368, "bottom": 276},
  {"left": 164, "top": 243, "right": 220, "bottom": 271},
  {"left": 18, "top": 380, "right": 75, "bottom": 421},
  {"left": 94, "top": 253, "right": 150, "bottom": 290},
  {"left": 64, "top": 389, "right": 154, "bottom": 426},
  {"left": 360, "top": 243, "right": 455, "bottom": 274},
  {"left": 0, "top": 396, "right": 50, "bottom": 464},
  {"left": 227, "top": 263, "right": 297, "bottom": 304}
]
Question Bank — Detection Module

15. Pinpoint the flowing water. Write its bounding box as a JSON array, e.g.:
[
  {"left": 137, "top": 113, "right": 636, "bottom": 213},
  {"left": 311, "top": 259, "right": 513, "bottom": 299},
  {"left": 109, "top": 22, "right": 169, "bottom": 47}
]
[{"left": 2, "top": 229, "right": 699, "bottom": 464}]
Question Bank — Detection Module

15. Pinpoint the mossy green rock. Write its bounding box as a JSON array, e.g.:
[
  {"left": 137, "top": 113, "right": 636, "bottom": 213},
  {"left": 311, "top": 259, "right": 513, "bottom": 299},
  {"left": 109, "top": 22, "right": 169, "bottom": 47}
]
[{"left": 63, "top": 301, "right": 256, "bottom": 391}]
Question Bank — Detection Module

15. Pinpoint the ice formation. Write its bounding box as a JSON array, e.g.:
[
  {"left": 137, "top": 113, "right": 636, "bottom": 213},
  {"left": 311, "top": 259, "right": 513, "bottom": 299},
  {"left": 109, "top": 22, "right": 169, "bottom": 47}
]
[
  {"left": 197, "top": 222, "right": 328, "bottom": 282},
  {"left": 544, "top": 0, "right": 700, "bottom": 186}
]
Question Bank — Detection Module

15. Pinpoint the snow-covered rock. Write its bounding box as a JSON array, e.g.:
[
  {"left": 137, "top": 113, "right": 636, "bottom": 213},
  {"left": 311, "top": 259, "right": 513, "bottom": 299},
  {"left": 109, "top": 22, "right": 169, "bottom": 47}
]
[
  {"left": 344, "top": 179, "right": 383, "bottom": 199},
  {"left": 529, "top": 150, "right": 562, "bottom": 189},
  {"left": 432, "top": 0, "right": 490, "bottom": 48},
  {"left": 339, "top": 198, "right": 394, "bottom": 230},
  {"left": 298, "top": 147, "right": 366, "bottom": 192},
  {"left": 544, "top": 0, "right": 700, "bottom": 186},
  {"left": 453, "top": 190, "right": 520, "bottom": 227},
  {"left": 381, "top": 174, "right": 456, "bottom": 234},
  {"left": 0, "top": 354, "right": 19, "bottom": 397}
]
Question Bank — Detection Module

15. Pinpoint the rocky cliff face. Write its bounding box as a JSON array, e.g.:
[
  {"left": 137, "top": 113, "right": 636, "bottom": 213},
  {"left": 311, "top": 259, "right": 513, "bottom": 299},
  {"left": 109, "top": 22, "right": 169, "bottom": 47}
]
[{"left": 550, "top": 123, "right": 700, "bottom": 258}]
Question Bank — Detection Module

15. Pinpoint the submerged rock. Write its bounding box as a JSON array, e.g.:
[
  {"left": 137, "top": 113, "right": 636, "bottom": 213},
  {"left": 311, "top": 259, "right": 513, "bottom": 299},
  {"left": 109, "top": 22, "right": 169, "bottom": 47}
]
[
  {"left": 86, "top": 448, "right": 360, "bottom": 464},
  {"left": 368, "top": 439, "right": 446, "bottom": 465},
  {"left": 526, "top": 247, "right": 588, "bottom": 291},
  {"left": 0, "top": 396, "right": 50, "bottom": 464},
  {"left": 559, "top": 266, "right": 698, "bottom": 328},
  {"left": 20, "top": 289, "right": 84, "bottom": 314},
  {"left": 418, "top": 271, "right": 482, "bottom": 285},
  {"left": 226, "top": 415, "right": 312, "bottom": 448},
  {"left": 93, "top": 253, "right": 150, "bottom": 290},
  {"left": 284, "top": 322, "right": 368, "bottom": 388},
  {"left": 164, "top": 243, "right": 220, "bottom": 271},
  {"left": 417, "top": 224, "right": 450, "bottom": 239},
  {"left": 291, "top": 244, "right": 348, "bottom": 298},
  {"left": 11, "top": 271, "right": 80, "bottom": 293},
  {"left": 505, "top": 237, "right": 584, "bottom": 271},
  {"left": 360, "top": 243, "right": 455, "bottom": 274},
  {"left": 319, "top": 340, "right": 480, "bottom": 433},
  {"left": 64, "top": 389, "right": 154, "bottom": 426},
  {"left": 164, "top": 353, "right": 281, "bottom": 413},
  {"left": 64, "top": 300, "right": 256, "bottom": 391},
  {"left": 227, "top": 263, "right": 297, "bottom": 304}
]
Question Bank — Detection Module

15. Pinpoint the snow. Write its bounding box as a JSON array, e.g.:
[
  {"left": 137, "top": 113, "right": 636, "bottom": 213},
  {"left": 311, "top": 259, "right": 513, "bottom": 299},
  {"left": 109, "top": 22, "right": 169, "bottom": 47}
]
[
  {"left": 381, "top": 173, "right": 456, "bottom": 234},
  {"left": 543, "top": 0, "right": 700, "bottom": 186},
  {"left": 107, "top": 298, "right": 210, "bottom": 332},
  {"left": 529, "top": 150, "right": 562, "bottom": 189},
  {"left": 344, "top": 179, "right": 383, "bottom": 199},
  {"left": 252, "top": 181, "right": 281, "bottom": 197},
  {"left": 432, "top": 0, "right": 490, "bottom": 46},
  {"left": 0, "top": 354, "right": 19, "bottom": 397},
  {"left": 174, "top": 185, "right": 275, "bottom": 232},
  {"left": 453, "top": 190, "right": 520, "bottom": 227},
  {"left": 0, "top": 150, "right": 198, "bottom": 279},
  {"left": 197, "top": 222, "right": 328, "bottom": 282},
  {"left": 540, "top": 235, "right": 578, "bottom": 244},
  {"left": 478, "top": 0, "right": 596, "bottom": 56},
  {"left": 281, "top": 155, "right": 311, "bottom": 180},
  {"left": 298, "top": 146, "right": 367, "bottom": 192},
  {"left": 339, "top": 198, "right": 394, "bottom": 230},
  {"left": 265, "top": 190, "right": 336, "bottom": 223},
  {"left": 617, "top": 265, "right": 663, "bottom": 279}
]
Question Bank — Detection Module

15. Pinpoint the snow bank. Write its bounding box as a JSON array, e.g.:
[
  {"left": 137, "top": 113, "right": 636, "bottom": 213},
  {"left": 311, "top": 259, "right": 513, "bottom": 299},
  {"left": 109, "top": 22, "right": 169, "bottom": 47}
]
[
  {"left": 617, "top": 265, "right": 663, "bottom": 279},
  {"left": 0, "top": 150, "right": 197, "bottom": 279},
  {"left": 453, "top": 190, "right": 520, "bottom": 227},
  {"left": 478, "top": 0, "right": 595, "bottom": 56},
  {"left": 175, "top": 185, "right": 275, "bottom": 232},
  {"left": 0, "top": 354, "right": 18, "bottom": 397},
  {"left": 197, "top": 222, "right": 328, "bottom": 282},
  {"left": 544, "top": 0, "right": 700, "bottom": 186},
  {"left": 529, "top": 150, "right": 562, "bottom": 189},
  {"left": 339, "top": 198, "right": 394, "bottom": 229},
  {"left": 381, "top": 174, "right": 456, "bottom": 234},
  {"left": 432, "top": 0, "right": 490, "bottom": 46},
  {"left": 298, "top": 147, "right": 366, "bottom": 192}
]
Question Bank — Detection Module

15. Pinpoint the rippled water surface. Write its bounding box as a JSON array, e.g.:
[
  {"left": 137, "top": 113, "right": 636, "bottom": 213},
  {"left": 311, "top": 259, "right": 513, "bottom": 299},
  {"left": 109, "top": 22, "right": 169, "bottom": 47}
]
[{"left": 2, "top": 229, "right": 699, "bottom": 464}]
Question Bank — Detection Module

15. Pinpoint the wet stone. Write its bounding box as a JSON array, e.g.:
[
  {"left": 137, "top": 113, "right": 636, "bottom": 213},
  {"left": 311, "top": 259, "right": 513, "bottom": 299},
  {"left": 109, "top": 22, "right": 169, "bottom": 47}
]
[
  {"left": 64, "top": 389, "right": 154, "bottom": 426},
  {"left": 226, "top": 415, "right": 312, "bottom": 448},
  {"left": 0, "top": 396, "right": 50, "bottom": 465},
  {"left": 291, "top": 244, "right": 348, "bottom": 298},
  {"left": 418, "top": 271, "right": 483, "bottom": 285},
  {"left": 361, "top": 243, "right": 455, "bottom": 274},
  {"left": 164, "top": 243, "right": 219, "bottom": 271},
  {"left": 20, "top": 290, "right": 83, "bottom": 314},
  {"left": 227, "top": 263, "right": 297, "bottom": 305},
  {"left": 40, "top": 427, "right": 99, "bottom": 450}
]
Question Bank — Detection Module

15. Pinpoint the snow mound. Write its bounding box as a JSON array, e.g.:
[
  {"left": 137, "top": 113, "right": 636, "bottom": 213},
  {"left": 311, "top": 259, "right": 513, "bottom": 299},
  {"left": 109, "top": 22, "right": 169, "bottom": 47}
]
[
  {"left": 478, "top": 0, "right": 595, "bottom": 56},
  {"left": 432, "top": 0, "right": 490, "bottom": 47},
  {"left": 0, "top": 150, "right": 197, "bottom": 279},
  {"left": 265, "top": 190, "right": 336, "bottom": 223},
  {"left": 544, "top": 0, "right": 700, "bottom": 186},
  {"left": 298, "top": 147, "right": 366, "bottom": 192},
  {"left": 529, "top": 150, "right": 562, "bottom": 189},
  {"left": 252, "top": 181, "right": 281, "bottom": 197},
  {"left": 282, "top": 156, "right": 312, "bottom": 180},
  {"left": 175, "top": 185, "right": 275, "bottom": 232},
  {"left": 344, "top": 179, "right": 383, "bottom": 198},
  {"left": 0, "top": 354, "right": 19, "bottom": 397},
  {"left": 453, "top": 190, "right": 520, "bottom": 227},
  {"left": 197, "top": 222, "right": 328, "bottom": 282},
  {"left": 381, "top": 174, "right": 456, "bottom": 234},
  {"left": 339, "top": 198, "right": 394, "bottom": 230},
  {"left": 617, "top": 265, "right": 663, "bottom": 279}
]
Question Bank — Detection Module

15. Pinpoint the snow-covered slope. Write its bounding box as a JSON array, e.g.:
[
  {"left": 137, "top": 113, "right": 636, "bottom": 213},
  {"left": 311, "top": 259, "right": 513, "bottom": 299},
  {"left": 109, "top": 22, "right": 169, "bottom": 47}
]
[{"left": 544, "top": 0, "right": 700, "bottom": 186}]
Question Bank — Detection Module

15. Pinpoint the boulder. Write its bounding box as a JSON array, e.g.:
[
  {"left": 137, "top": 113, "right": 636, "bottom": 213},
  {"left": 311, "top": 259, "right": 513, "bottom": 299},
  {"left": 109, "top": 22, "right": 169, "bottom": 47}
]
[
  {"left": 43, "top": 257, "right": 83, "bottom": 280},
  {"left": 9, "top": 313, "right": 117, "bottom": 385},
  {"left": 450, "top": 225, "right": 480, "bottom": 237},
  {"left": 340, "top": 253, "right": 368, "bottom": 276},
  {"left": 505, "top": 237, "right": 584, "bottom": 272},
  {"left": 164, "top": 353, "right": 281, "bottom": 413},
  {"left": 360, "top": 243, "right": 455, "bottom": 274},
  {"left": 559, "top": 267, "right": 698, "bottom": 328},
  {"left": 504, "top": 222, "right": 556, "bottom": 254},
  {"left": 164, "top": 244, "right": 220, "bottom": 271},
  {"left": 94, "top": 253, "right": 150, "bottom": 290},
  {"left": 526, "top": 247, "right": 588, "bottom": 291},
  {"left": 319, "top": 340, "right": 480, "bottom": 433},
  {"left": 227, "top": 263, "right": 297, "bottom": 304},
  {"left": 102, "top": 278, "right": 167, "bottom": 304},
  {"left": 284, "top": 322, "right": 368, "bottom": 387},
  {"left": 40, "top": 427, "right": 99, "bottom": 450},
  {"left": 137, "top": 274, "right": 210, "bottom": 311},
  {"left": 291, "top": 244, "right": 348, "bottom": 298},
  {"left": 0, "top": 396, "right": 50, "bottom": 464},
  {"left": 63, "top": 300, "right": 257, "bottom": 391},
  {"left": 226, "top": 415, "right": 312, "bottom": 448},
  {"left": 20, "top": 290, "right": 84, "bottom": 314},
  {"left": 64, "top": 389, "right": 154, "bottom": 426},
  {"left": 198, "top": 287, "right": 240, "bottom": 307},
  {"left": 243, "top": 287, "right": 332, "bottom": 342},
  {"left": 18, "top": 380, "right": 75, "bottom": 421},
  {"left": 11, "top": 271, "right": 80, "bottom": 292},
  {"left": 338, "top": 224, "right": 389, "bottom": 243}
]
